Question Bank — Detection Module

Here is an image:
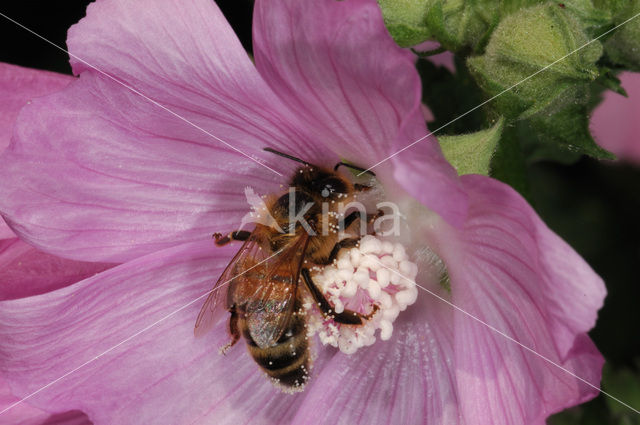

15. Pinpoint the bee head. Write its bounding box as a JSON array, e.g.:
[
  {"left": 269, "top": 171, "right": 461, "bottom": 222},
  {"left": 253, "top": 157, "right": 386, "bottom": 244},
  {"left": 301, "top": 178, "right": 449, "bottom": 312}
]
[{"left": 290, "top": 166, "right": 349, "bottom": 201}]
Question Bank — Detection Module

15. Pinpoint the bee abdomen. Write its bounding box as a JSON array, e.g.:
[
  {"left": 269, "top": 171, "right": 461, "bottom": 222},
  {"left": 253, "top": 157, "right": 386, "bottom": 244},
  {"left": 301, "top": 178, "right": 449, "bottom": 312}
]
[{"left": 246, "top": 317, "right": 311, "bottom": 390}]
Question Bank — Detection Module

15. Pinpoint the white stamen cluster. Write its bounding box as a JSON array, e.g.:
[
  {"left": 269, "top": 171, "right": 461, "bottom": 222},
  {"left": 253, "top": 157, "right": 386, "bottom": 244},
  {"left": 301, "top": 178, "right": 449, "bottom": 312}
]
[{"left": 305, "top": 235, "right": 418, "bottom": 354}]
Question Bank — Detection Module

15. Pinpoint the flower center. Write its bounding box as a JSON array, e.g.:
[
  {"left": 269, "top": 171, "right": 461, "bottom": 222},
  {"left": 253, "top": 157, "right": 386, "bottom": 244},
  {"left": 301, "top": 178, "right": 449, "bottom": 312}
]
[{"left": 305, "top": 235, "right": 418, "bottom": 354}]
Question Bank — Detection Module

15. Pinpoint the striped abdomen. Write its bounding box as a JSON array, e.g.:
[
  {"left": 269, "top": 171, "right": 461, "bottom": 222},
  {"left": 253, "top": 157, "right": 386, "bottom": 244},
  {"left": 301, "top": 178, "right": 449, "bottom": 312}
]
[{"left": 240, "top": 305, "right": 310, "bottom": 392}]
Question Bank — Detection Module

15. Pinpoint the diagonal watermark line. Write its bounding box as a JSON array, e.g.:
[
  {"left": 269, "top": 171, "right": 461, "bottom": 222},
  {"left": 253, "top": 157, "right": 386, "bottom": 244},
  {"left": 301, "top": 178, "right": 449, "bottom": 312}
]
[
  {"left": 358, "top": 11, "right": 640, "bottom": 176},
  {"left": 371, "top": 257, "right": 640, "bottom": 415},
  {"left": 0, "top": 12, "right": 283, "bottom": 177},
  {"left": 0, "top": 247, "right": 284, "bottom": 417}
]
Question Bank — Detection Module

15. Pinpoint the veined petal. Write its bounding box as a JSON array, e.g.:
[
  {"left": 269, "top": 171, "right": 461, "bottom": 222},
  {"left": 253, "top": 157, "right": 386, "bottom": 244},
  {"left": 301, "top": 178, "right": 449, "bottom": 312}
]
[
  {"left": 0, "top": 63, "right": 73, "bottom": 151},
  {"left": 67, "top": 0, "right": 329, "bottom": 164},
  {"left": 0, "top": 238, "right": 113, "bottom": 301},
  {"left": 1, "top": 376, "right": 90, "bottom": 425},
  {"left": 591, "top": 72, "right": 640, "bottom": 163},
  {"left": 0, "top": 0, "right": 331, "bottom": 263},
  {"left": 0, "top": 63, "right": 73, "bottom": 240},
  {"left": 293, "top": 296, "right": 463, "bottom": 425},
  {"left": 428, "top": 175, "right": 605, "bottom": 424},
  {"left": 0, "top": 241, "right": 319, "bottom": 425},
  {"left": 253, "top": 0, "right": 465, "bottom": 227}
]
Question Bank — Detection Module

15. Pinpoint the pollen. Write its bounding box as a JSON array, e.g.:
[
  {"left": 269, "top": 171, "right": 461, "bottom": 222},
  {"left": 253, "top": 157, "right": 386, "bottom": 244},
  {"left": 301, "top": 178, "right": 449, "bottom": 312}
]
[{"left": 304, "top": 235, "right": 418, "bottom": 354}]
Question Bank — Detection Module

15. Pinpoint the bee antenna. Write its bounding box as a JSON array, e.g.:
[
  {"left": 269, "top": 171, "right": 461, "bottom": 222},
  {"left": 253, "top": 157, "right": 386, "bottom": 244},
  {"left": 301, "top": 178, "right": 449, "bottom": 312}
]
[
  {"left": 263, "top": 147, "right": 310, "bottom": 166},
  {"left": 334, "top": 162, "right": 376, "bottom": 177}
]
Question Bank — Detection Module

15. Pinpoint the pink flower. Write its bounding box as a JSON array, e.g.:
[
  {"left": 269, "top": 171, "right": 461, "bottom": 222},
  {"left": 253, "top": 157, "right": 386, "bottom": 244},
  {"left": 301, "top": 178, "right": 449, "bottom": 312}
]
[
  {"left": 591, "top": 72, "right": 640, "bottom": 163},
  {"left": 0, "top": 63, "right": 111, "bottom": 424},
  {"left": 0, "top": 0, "right": 605, "bottom": 424}
]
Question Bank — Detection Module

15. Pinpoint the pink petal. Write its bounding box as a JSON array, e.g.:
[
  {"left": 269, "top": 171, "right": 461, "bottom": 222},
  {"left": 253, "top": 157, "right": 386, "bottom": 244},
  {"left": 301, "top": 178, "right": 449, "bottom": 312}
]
[
  {"left": 0, "top": 63, "right": 73, "bottom": 152},
  {"left": 591, "top": 72, "right": 640, "bottom": 162},
  {"left": 413, "top": 41, "right": 455, "bottom": 72},
  {"left": 0, "top": 219, "right": 16, "bottom": 241},
  {"left": 253, "top": 0, "right": 465, "bottom": 225},
  {"left": 428, "top": 175, "right": 605, "bottom": 424},
  {"left": 0, "top": 63, "right": 73, "bottom": 241},
  {"left": 0, "top": 0, "right": 332, "bottom": 263},
  {"left": 293, "top": 298, "right": 462, "bottom": 425},
  {"left": 1, "top": 376, "right": 90, "bottom": 425},
  {"left": 1, "top": 376, "right": 49, "bottom": 425},
  {"left": 0, "top": 238, "right": 113, "bottom": 301},
  {"left": 0, "top": 241, "right": 330, "bottom": 424}
]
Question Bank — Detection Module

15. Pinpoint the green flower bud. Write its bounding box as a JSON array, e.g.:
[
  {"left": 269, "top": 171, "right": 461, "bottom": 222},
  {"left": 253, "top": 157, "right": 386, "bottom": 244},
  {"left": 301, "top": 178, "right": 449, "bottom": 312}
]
[
  {"left": 439, "top": 117, "right": 504, "bottom": 175},
  {"left": 467, "top": 3, "right": 602, "bottom": 119},
  {"left": 425, "top": 0, "right": 548, "bottom": 52},
  {"left": 602, "top": 0, "right": 640, "bottom": 71},
  {"left": 377, "top": 0, "right": 435, "bottom": 47}
]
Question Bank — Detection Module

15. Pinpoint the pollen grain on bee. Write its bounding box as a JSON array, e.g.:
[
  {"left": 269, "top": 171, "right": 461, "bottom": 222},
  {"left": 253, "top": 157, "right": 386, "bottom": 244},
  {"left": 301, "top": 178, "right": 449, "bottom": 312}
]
[{"left": 0, "top": 247, "right": 286, "bottom": 417}]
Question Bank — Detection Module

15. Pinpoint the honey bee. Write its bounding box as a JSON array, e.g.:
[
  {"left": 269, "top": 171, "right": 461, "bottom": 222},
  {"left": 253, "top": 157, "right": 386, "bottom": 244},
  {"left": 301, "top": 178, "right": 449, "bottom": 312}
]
[{"left": 194, "top": 148, "right": 380, "bottom": 392}]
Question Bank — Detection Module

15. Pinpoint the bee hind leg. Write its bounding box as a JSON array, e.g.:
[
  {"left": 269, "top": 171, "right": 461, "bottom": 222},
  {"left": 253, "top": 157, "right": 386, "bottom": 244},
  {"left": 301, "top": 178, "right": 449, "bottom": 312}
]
[
  {"left": 301, "top": 268, "right": 378, "bottom": 326},
  {"left": 213, "top": 230, "right": 251, "bottom": 246}
]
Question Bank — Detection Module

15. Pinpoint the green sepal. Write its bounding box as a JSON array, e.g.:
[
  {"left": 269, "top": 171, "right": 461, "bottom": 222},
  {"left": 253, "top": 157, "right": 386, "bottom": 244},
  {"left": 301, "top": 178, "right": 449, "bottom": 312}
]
[
  {"left": 522, "top": 104, "right": 615, "bottom": 161},
  {"left": 560, "top": 0, "right": 612, "bottom": 35},
  {"left": 439, "top": 117, "right": 504, "bottom": 175},
  {"left": 489, "top": 124, "right": 531, "bottom": 201},
  {"left": 376, "top": 0, "right": 434, "bottom": 47},
  {"left": 595, "top": 68, "right": 628, "bottom": 97}
]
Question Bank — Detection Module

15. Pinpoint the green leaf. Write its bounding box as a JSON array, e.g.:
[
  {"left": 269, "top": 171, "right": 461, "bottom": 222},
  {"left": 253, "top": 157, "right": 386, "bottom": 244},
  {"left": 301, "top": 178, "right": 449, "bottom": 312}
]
[
  {"left": 439, "top": 117, "right": 504, "bottom": 175},
  {"left": 377, "top": 0, "right": 434, "bottom": 47},
  {"left": 602, "top": 363, "right": 640, "bottom": 424}
]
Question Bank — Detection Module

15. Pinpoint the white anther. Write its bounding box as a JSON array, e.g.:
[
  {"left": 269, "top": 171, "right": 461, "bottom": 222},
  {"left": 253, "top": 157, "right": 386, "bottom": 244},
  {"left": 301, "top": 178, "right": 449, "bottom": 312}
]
[{"left": 304, "top": 236, "right": 418, "bottom": 355}]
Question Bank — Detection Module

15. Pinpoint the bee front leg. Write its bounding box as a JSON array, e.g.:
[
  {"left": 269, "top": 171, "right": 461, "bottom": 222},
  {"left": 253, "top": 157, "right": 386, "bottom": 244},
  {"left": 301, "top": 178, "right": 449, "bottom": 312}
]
[
  {"left": 213, "top": 230, "right": 251, "bottom": 246},
  {"left": 301, "top": 268, "right": 378, "bottom": 325}
]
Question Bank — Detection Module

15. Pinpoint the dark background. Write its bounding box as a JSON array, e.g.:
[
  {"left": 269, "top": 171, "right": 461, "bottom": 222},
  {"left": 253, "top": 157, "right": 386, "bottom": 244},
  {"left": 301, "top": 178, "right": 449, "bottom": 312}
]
[{"left": 1, "top": 1, "right": 638, "bottom": 423}]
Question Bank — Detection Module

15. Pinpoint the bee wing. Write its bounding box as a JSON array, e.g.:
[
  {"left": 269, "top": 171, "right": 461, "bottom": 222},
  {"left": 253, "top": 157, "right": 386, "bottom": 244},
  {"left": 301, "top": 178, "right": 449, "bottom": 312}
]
[
  {"left": 193, "top": 227, "right": 273, "bottom": 338},
  {"left": 244, "top": 233, "right": 310, "bottom": 348}
]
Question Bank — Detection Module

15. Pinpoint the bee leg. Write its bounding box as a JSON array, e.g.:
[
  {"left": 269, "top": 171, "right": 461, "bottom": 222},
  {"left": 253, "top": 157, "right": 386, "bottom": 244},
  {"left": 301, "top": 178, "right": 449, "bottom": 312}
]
[
  {"left": 354, "top": 183, "right": 372, "bottom": 192},
  {"left": 301, "top": 268, "right": 378, "bottom": 325},
  {"left": 342, "top": 209, "right": 384, "bottom": 232},
  {"left": 213, "top": 230, "right": 251, "bottom": 246},
  {"left": 323, "top": 237, "right": 360, "bottom": 265},
  {"left": 220, "top": 309, "right": 241, "bottom": 355}
]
